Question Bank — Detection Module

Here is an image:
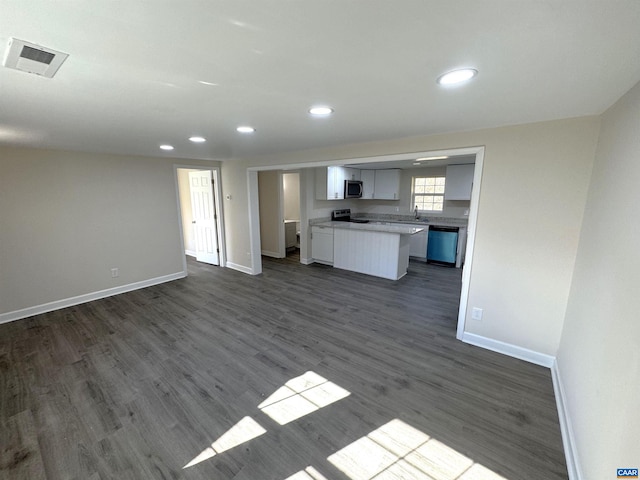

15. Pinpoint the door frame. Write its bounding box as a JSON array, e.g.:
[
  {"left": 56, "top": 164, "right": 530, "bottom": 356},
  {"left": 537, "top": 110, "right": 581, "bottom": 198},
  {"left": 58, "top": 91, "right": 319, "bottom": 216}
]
[
  {"left": 174, "top": 165, "right": 227, "bottom": 273},
  {"left": 281, "top": 170, "right": 301, "bottom": 255},
  {"left": 246, "top": 146, "right": 484, "bottom": 340},
  {"left": 257, "top": 170, "right": 286, "bottom": 258}
]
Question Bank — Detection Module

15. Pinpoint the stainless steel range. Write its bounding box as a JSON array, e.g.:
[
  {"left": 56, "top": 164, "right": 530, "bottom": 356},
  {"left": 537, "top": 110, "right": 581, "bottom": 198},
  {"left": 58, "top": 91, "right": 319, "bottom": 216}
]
[{"left": 331, "top": 208, "right": 369, "bottom": 223}]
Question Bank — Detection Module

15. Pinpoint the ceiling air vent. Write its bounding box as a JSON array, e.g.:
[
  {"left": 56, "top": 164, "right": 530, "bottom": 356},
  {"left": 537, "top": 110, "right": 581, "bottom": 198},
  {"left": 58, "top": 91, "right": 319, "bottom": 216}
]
[{"left": 2, "top": 38, "right": 68, "bottom": 78}]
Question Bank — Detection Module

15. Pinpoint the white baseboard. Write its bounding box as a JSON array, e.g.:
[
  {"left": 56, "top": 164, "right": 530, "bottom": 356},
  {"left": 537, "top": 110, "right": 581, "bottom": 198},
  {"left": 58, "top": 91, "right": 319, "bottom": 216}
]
[
  {"left": 226, "top": 262, "right": 255, "bottom": 275},
  {"left": 551, "top": 359, "right": 582, "bottom": 480},
  {"left": 185, "top": 249, "right": 197, "bottom": 257},
  {"left": 461, "top": 333, "right": 581, "bottom": 476},
  {"left": 300, "top": 257, "right": 314, "bottom": 265},
  {"left": 261, "top": 250, "right": 283, "bottom": 258},
  {"left": 460, "top": 332, "right": 555, "bottom": 368},
  {"left": 0, "top": 271, "right": 187, "bottom": 325}
]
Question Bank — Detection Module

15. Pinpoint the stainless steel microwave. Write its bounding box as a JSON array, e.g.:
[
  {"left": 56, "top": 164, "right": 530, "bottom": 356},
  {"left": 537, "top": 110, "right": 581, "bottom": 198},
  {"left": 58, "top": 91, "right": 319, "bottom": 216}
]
[{"left": 344, "top": 180, "right": 363, "bottom": 198}]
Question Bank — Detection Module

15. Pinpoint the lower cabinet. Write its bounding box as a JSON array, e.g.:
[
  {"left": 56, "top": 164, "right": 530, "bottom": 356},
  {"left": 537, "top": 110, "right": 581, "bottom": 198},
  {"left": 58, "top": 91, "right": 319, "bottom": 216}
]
[
  {"left": 311, "top": 226, "right": 334, "bottom": 264},
  {"left": 409, "top": 227, "right": 428, "bottom": 258},
  {"left": 285, "top": 221, "right": 297, "bottom": 249}
]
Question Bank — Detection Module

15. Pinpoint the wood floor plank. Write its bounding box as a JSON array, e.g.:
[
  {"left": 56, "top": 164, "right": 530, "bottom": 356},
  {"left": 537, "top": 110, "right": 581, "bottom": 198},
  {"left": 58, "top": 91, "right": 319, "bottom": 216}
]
[
  {"left": 0, "top": 409, "right": 46, "bottom": 480},
  {"left": 0, "top": 254, "right": 568, "bottom": 479}
]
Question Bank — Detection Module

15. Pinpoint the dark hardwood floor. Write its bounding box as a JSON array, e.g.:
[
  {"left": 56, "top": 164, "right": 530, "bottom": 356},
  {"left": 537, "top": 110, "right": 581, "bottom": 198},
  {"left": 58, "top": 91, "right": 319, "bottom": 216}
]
[{"left": 0, "top": 254, "right": 567, "bottom": 479}]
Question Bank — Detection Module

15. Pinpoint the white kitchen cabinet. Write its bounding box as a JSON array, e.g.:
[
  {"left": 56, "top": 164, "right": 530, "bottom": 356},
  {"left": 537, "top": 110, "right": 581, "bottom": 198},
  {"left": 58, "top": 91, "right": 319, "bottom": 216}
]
[
  {"left": 315, "top": 167, "right": 339, "bottom": 200},
  {"left": 373, "top": 169, "right": 401, "bottom": 200},
  {"left": 285, "top": 221, "right": 297, "bottom": 249},
  {"left": 311, "top": 225, "right": 334, "bottom": 264},
  {"left": 344, "top": 167, "right": 360, "bottom": 181},
  {"left": 445, "top": 164, "right": 474, "bottom": 200},
  {"left": 315, "top": 166, "right": 361, "bottom": 200},
  {"left": 333, "top": 227, "right": 410, "bottom": 280},
  {"left": 409, "top": 227, "right": 428, "bottom": 258},
  {"left": 360, "top": 170, "right": 376, "bottom": 199}
]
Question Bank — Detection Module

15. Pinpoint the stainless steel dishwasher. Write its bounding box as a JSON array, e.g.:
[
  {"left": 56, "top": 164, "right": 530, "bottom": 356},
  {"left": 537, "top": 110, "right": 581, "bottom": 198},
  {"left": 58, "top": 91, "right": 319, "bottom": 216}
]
[{"left": 427, "top": 226, "right": 459, "bottom": 266}]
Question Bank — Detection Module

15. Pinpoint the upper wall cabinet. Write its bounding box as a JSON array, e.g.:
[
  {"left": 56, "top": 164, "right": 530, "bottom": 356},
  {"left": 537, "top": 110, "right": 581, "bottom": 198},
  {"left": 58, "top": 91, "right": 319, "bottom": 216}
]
[
  {"left": 445, "top": 164, "right": 475, "bottom": 201},
  {"left": 372, "top": 169, "right": 401, "bottom": 200},
  {"left": 359, "top": 169, "right": 401, "bottom": 200},
  {"left": 360, "top": 170, "right": 376, "bottom": 199},
  {"left": 315, "top": 166, "right": 361, "bottom": 200}
]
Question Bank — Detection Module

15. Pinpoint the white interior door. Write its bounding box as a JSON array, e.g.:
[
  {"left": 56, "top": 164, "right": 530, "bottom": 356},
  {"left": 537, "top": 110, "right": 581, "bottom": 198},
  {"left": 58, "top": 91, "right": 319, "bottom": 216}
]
[{"left": 189, "top": 170, "right": 219, "bottom": 265}]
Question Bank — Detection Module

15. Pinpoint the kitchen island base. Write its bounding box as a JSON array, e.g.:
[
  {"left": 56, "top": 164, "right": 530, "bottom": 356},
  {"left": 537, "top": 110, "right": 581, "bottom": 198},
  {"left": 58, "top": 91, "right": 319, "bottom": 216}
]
[{"left": 333, "top": 228, "right": 411, "bottom": 281}]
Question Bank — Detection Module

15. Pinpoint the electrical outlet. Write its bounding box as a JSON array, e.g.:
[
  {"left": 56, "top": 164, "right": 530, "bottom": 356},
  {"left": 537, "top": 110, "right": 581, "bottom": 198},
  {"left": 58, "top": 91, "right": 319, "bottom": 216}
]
[
  {"left": 111, "top": 268, "right": 119, "bottom": 278},
  {"left": 395, "top": 207, "right": 400, "bottom": 212},
  {"left": 471, "top": 307, "right": 483, "bottom": 321}
]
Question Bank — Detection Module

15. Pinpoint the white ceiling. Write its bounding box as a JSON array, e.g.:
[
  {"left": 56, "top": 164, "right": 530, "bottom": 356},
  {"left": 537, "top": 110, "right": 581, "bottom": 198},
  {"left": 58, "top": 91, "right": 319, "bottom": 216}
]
[{"left": 1, "top": 1, "right": 640, "bottom": 161}]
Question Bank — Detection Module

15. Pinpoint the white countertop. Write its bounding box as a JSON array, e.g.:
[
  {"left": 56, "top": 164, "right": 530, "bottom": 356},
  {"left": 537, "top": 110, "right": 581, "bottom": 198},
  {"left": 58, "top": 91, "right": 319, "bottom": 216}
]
[
  {"left": 352, "top": 218, "right": 466, "bottom": 229},
  {"left": 314, "top": 221, "right": 425, "bottom": 235}
]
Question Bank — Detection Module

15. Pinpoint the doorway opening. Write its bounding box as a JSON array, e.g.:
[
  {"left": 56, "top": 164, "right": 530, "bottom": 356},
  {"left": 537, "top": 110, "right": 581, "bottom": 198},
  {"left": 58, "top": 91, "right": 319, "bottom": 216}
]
[
  {"left": 246, "top": 146, "right": 484, "bottom": 340},
  {"left": 256, "top": 170, "right": 301, "bottom": 260},
  {"left": 175, "top": 166, "right": 226, "bottom": 273},
  {"left": 282, "top": 172, "right": 301, "bottom": 258}
]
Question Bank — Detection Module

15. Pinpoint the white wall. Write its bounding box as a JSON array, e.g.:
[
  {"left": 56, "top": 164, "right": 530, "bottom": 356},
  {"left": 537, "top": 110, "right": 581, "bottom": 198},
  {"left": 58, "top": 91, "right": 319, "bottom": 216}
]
[
  {"left": 283, "top": 172, "right": 300, "bottom": 221},
  {"left": 557, "top": 81, "right": 640, "bottom": 479},
  {"left": 0, "top": 146, "right": 220, "bottom": 319},
  {"left": 221, "top": 116, "right": 600, "bottom": 357},
  {"left": 258, "top": 170, "right": 282, "bottom": 257}
]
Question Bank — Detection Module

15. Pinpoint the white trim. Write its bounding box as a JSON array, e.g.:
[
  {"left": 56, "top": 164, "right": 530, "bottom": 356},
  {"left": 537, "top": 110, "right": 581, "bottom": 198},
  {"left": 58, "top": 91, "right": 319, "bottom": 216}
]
[
  {"left": 461, "top": 332, "right": 555, "bottom": 368},
  {"left": 246, "top": 147, "right": 482, "bottom": 172},
  {"left": 226, "top": 261, "right": 256, "bottom": 275},
  {"left": 298, "top": 169, "right": 311, "bottom": 264},
  {"left": 261, "top": 250, "right": 283, "bottom": 258},
  {"left": 212, "top": 168, "right": 227, "bottom": 267},
  {"left": 277, "top": 171, "right": 286, "bottom": 258},
  {"left": 247, "top": 171, "right": 262, "bottom": 275},
  {"left": 185, "top": 249, "right": 197, "bottom": 257},
  {"left": 0, "top": 272, "right": 186, "bottom": 325},
  {"left": 551, "top": 359, "right": 583, "bottom": 480},
  {"left": 173, "top": 164, "right": 227, "bottom": 270},
  {"left": 456, "top": 146, "right": 484, "bottom": 340}
]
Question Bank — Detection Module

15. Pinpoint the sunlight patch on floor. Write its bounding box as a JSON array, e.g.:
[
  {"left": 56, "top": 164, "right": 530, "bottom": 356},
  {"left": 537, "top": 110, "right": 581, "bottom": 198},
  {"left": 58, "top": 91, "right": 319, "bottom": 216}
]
[
  {"left": 284, "top": 465, "right": 330, "bottom": 480},
  {"left": 259, "top": 371, "right": 350, "bottom": 425},
  {"left": 184, "top": 371, "right": 350, "bottom": 469},
  {"left": 183, "top": 416, "right": 266, "bottom": 469},
  {"left": 328, "top": 419, "right": 508, "bottom": 480}
]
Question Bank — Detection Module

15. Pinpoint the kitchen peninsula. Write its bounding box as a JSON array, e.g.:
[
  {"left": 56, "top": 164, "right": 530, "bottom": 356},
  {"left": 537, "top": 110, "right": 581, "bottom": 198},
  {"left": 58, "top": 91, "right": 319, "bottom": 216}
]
[{"left": 311, "top": 221, "right": 425, "bottom": 280}]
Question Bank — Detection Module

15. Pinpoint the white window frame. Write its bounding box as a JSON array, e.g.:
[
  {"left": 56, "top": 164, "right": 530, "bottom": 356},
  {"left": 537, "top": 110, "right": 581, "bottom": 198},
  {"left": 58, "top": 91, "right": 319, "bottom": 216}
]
[{"left": 412, "top": 175, "right": 446, "bottom": 212}]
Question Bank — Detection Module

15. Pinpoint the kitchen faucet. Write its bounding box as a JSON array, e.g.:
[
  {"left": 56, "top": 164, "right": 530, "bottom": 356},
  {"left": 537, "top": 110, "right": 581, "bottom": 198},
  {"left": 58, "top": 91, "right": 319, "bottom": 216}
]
[{"left": 414, "top": 205, "right": 419, "bottom": 219}]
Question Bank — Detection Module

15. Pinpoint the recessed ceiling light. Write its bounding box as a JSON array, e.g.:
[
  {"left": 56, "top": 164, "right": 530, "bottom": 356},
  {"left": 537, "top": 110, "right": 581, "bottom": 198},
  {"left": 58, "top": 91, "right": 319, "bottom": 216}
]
[
  {"left": 237, "top": 126, "right": 256, "bottom": 133},
  {"left": 416, "top": 155, "right": 449, "bottom": 161},
  {"left": 189, "top": 136, "right": 206, "bottom": 143},
  {"left": 160, "top": 144, "right": 174, "bottom": 151},
  {"left": 437, "top": 68, "right": 478, "bottom": 86},
  {"left": 413, "top": 162, "right": 421, "bottom": 166},
  {"left": 309, "top": 106, "right": 333, "bottom": 116}
]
